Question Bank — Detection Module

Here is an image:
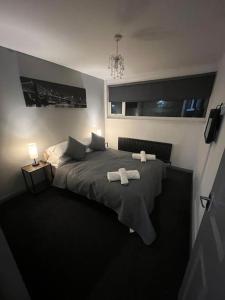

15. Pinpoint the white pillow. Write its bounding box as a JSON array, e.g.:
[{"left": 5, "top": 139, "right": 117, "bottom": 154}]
[
  {"left": 46, "top": 141, "right": 69, "bottom": 168},
  {"left": 47, "top": 152, "right": 71, "bottom": 168},
  {"left": 46, "top": 141, "right": 68, "bottom": 157},
  {"left": 46, "top": 138, "right": 92, "bottom": 168}
]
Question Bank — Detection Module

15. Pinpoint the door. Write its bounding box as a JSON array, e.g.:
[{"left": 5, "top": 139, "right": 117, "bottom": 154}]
[{"left": 179, "top": 149, "right": 225, "bottom": 300}]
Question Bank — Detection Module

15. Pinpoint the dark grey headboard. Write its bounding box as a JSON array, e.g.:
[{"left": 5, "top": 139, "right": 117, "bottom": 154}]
[{"left": 118, "top": 137, "right": 172, "bottom": 164}]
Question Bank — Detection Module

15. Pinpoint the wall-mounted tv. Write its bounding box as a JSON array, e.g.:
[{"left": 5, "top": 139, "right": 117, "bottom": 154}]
[{"left": 204, "top": 107, "right": 223, "bottom": 143}]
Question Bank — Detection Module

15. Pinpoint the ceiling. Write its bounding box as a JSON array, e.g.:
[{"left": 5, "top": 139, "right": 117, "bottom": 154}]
[{"left": 0, "top": 0, "right": 225, "bottom": 80}]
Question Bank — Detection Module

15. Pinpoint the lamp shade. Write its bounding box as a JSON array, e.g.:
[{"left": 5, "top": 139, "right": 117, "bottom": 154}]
[
  {"left": 92, "top": 127, "right": 102, "bottom": 136},
  {"left": 28, "top": 143, "right": 38, "bottom": 160},
  {"left": 96, "top": 129, "right": 102, "bottom": 136}
]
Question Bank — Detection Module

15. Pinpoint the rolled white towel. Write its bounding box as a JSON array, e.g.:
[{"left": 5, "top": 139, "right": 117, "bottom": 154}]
[
  {"left": 140, "top": 150, "right": 146, "bottom": 162},
  {"left": 118, "top": 168, "right": 129, "bottom": 185},
  {"left": 107, "top": 171, "right": 120, "bottom": 182},
  {"left": 107, "top": 170, "right": 140, "bottom": 182},
  {"left": 146, "top": 154, "right": 156, "bottom": 160},
  {"left": 132, "top": 153, "right": 141, "bottom": 160},
  {"left": 132, "top": 152, "right": 156, "bottom": 161},
  {"left": 126, "top": 170, "right": 140, "bottom": 180}
]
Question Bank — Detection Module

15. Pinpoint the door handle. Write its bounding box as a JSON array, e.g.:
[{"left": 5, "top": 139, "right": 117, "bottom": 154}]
[{"left": 200, "top": 193, "right": 214, "bottom": 211}]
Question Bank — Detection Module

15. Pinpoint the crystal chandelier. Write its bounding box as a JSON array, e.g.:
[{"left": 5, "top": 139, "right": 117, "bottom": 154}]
[{"left": 108, "top": 34, "right": 124, "bottom": 79}]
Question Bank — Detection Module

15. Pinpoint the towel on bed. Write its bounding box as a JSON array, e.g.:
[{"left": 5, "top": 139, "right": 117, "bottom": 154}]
[
  {"left": 107, "top": 169, "right": 140, "bottom": 183},
  {"left": 132, "top": 151, "right": 156, "bottom": 162},
  {"left": 140, "top": 150, "right": 146, "bottom": 162},
  {"left": 118, "top": 168, "right": 129, "bottom": 185}
]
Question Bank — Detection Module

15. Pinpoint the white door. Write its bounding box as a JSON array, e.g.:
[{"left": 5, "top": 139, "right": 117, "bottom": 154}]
[{"left": 179, "top": 149, "right": 225, "bottom": 300}]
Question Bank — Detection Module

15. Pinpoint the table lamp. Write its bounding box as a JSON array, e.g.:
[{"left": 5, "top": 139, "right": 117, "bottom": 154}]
[
  {"left": 96, "top": 129, "right": 102, "bottom": 136},
  {"left": 92, "top": 127, "right": 102, "bottom": 136},
  {"left": 28, "top": 143, "right": 39, "bottom": 166}
]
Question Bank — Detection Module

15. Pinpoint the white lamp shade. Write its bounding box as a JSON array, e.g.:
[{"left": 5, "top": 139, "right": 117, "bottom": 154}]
[
  {"left": 92, "top": 127, "right": 102, "bottom": 136},
  {"left": 28, "top": 143, "right": 38, "bottom": 160},
  {"left": 96, "top": 129, "right": 102, "bottom": 136}
]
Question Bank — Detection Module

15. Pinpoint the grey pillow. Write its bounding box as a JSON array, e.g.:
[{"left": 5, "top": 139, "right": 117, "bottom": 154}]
[
  {"left": 90, "top": 132, "right": 106, "bottom": 151},
  {"left": 65, "top": 136, "right": 86, "bottom": 160}
]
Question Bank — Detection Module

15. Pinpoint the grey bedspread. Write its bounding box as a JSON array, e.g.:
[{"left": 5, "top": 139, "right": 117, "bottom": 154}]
[{"left": 53, "top": 149, "right": 165, "bottom": 245}]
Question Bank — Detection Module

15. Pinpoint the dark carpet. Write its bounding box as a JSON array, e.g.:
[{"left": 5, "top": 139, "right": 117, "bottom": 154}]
[{"left": 0, "top": 167, "right": 192, "bottom": 300}]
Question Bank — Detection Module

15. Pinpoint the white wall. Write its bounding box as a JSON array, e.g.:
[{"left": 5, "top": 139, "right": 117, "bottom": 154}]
[
  {"left": 0, "top": 46, "right": 104, "bottom": 201},
  {"left": 193, "top": 53, "right": 225, "bottom": 241},
  {"left": 105, "top": 117, "right": 204, "bottom": 170}
]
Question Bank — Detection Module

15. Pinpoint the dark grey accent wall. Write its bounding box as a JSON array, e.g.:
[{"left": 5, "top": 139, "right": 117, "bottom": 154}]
[{"left": 0, "top": 46, "right": 104, "bottom": 201}]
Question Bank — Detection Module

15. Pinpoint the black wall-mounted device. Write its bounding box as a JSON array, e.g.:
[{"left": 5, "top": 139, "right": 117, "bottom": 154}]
[{"left": 204, "top": 106, "right": 223, "bottom": 144}]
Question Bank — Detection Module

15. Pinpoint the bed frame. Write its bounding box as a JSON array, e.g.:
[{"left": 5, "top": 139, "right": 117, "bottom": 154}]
[{"left": 118, "top": 137, "right": 172, "bottom": 164}]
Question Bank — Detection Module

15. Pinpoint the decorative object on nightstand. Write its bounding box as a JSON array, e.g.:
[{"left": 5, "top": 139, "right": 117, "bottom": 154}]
[
  {"left": 28, "top": 143, "right": 39, "bottom": 166},
  {"left": 21, "top": 161, "right": 53, "bottom": 194}
]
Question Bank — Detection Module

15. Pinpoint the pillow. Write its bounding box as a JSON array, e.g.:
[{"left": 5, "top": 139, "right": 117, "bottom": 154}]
[
  {"left": 77, "top": 137, "right": 92, "bottom": 153},
  {"left": 65, "top": 136, "right": 86, "bottom": 160},
  {"left": 45, "top": 141, "right": 70, "bottom": 168},
  {"left": 47, "top": 152, "right": 71, "bottom": 168},
  {"left": 90, "top": 132, "right": 106, "bottom": 151},
  {"left": 46, "top": 141, "right": 68, "bottom": 158},
  {"left": 46, "top": 138, "right": 91, "bottom": 160}
]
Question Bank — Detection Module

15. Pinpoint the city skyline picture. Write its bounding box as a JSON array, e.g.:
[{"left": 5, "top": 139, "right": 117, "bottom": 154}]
[{"left": 20, "top": 77, "right": 87, "bottom": 108}]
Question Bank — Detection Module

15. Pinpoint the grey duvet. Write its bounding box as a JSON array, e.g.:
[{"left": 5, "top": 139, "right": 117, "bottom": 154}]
[{"left": 53, "top": 149, "right": 165, "bottom": 245}]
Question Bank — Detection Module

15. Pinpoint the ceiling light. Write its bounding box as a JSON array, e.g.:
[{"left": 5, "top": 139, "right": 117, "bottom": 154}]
[{"left": 108, "top": 34, "right": 124, "bottom": 79}]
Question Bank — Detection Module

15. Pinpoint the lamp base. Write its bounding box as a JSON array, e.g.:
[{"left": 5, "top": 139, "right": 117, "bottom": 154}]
[{"left": 32, "top": 159, "right": 39, "bottom": 167}]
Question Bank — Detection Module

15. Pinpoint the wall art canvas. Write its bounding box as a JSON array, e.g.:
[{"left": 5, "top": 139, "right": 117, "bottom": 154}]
[{"left": 20, "top": 76, "right": 87, "bottom": 108}]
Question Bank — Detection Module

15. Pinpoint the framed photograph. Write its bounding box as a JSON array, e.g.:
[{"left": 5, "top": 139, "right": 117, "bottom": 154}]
[{"left": 20, "top": 77, "right": 87, "bottom": 108}]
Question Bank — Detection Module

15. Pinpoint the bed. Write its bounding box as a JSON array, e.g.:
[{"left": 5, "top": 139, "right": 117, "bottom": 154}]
[{"left": 53, "top": 137, "right": 172, "bottom": 245}]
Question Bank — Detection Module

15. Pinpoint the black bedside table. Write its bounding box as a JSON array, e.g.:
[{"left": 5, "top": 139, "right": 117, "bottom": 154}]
[{"left": 21, "top": 161, "right": 53, "bottom": 194}]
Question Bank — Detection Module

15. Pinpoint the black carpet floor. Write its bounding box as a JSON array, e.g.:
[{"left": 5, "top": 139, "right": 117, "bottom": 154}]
[{"left": 0, "top": 167, "right": 192, "bottom": 300}]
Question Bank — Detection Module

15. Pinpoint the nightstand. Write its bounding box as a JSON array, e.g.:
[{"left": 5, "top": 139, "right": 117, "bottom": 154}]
[{"left": 21, "top": 161, "right": 53, "bottom": 194}]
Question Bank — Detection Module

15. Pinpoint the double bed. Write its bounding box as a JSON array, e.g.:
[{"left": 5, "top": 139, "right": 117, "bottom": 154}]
[{"left": 53, "top": 137, "right": 172, "bottom": 245}]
